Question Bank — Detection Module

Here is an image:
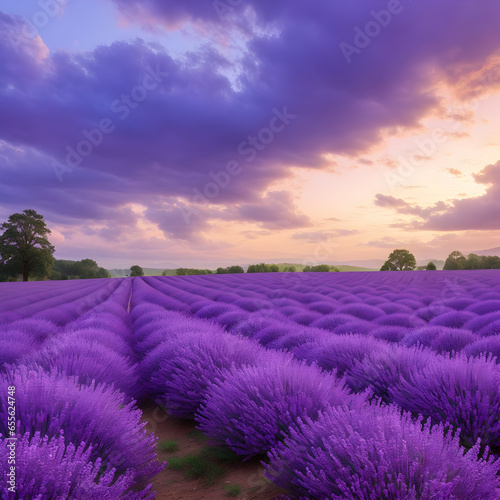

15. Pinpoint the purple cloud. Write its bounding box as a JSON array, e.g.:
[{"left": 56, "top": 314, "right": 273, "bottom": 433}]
[
  {"left": 375, "top": 162, "right": 500, "bottom": 232},
  {"left": 230, "top": 191, "right": 311, "bottom": 230},
  {"left": 374, "top": 194, "right": 448, "bottom": 219},
  {"left": 1, "top": 2, "right": 500, "bottom": 249},
  {"left": 422, "top": 162, "right": 500, "bottom": 231}
]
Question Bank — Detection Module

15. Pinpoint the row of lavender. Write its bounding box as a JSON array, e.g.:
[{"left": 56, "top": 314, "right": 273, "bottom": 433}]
[
  {"left": 0, "top": 279, "right": 164, "bottom": 499},
  {"left": 132, "top": 272, "right": 500, "bottom": 497},
  {"left": 141, "top": 271, "right": 500, "bottom": 359},
  {"left": 1, "top": 271, "right": 500, "bottom": 497}
]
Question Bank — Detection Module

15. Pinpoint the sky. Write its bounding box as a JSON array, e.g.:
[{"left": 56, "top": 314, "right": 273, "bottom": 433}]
[{"left": 1, "top": 0, "right": 500, "bottom": 269}]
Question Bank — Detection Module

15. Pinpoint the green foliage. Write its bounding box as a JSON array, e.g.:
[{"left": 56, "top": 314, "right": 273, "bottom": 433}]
[
  {"left": 443, "top": 251, "right": 468, "bottom": 270},
  {"left": 187, "top": 429, "right": 207, "bottom": 441},
  {"left": 200, "top": 445, "right": 240, "bottom": 464},
  {"left": 167, "top": 455, "right": 192, "bottom": 471},
  {"left": 216, "top": 265, "right": 245, "bottom": 274},
  {"left": 223, "top": 484, "right": 242, "bottom": 497},
  {"left": 167, "top": 453, "right": 226, "bottom": 486},
  {"left": 247, "top": 263, "right": 279, "bottom": 273},
  {"left": 426, "top": 261, "right": 437, "bottom": 271},
  {"left": 50, "top": 259, "right": 110, "bottom": 280},
  {"left": 380, "top": 249, "right": 416, "bottom": 271},
  {"left": 161, "top": 269, "right": 176, "bottom": 276},
  {"left": 303, "top": 264, "right": 339, "bottom": 272},
  {"left": 282, "top": 265, "right": 297, "bottom": 272},
  {"left": 159, "top": 439, "right": 179, "bottom": 453},
  {"left": 443, "top": 251, "right": 500, "bottom": 270},
  {"left": 130, "top": 265, "right": 144, "bottom": 277},
  {"left": 175, "top": 268, "right": 214, "bottom": 276},
  {"left": 0, "top": 209, "right": 55, "bottom": 281}
]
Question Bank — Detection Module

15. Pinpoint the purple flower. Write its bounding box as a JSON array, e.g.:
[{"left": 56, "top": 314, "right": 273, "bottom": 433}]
[
  {"left": 0, "top": 433, "right": 155, "bottom": 499},
  {"left": 196, "top": 355, "right": 357, "bottom": 457},
  {"left": 0, "top": 367, "right": 164, "bottom": 483},
  {"left": 266, "top": 404, "right": 499, "bottom": 498},
  {"left": 144, "top": 332, "right": 261, "bottom": 416},
  {"left": 390, "top": 353, "right": 500, "bottom": 452}
]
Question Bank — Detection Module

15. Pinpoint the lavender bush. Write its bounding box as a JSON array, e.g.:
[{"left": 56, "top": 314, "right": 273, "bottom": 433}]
[
  {"left": 0, "top": 367, "right": 163, "bottom": 483},
  {"left": 146, "top": 331, "right": 261, "bottom": 417},
  {"left": 390, "top": 353, "right": 500, "bottom": 452},
  {"left": 0, "top": 433, "right": 155, "bottom": 499},
  {"left": 266, "top": 404, "right": 500, "bottom": 498},
  {"left": 196, "top": 355, "right": 357, "bottom": 457}
]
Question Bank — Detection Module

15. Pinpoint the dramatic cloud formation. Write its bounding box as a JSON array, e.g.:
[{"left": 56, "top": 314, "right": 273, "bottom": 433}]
[
  {"left": 422, "top": 161, "right": 500, "bottom": 230},
  {"left": 374, "top": 194, "right": 448, "bottom": 219},
  {"left": 375, "top": 162, "right": 500, "bottom": 232},
  {"left": 1, "top": 2, "right": 500, "bottom": 265}
]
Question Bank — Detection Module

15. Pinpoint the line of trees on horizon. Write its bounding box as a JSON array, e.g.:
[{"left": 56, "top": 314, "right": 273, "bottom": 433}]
[
  {"left": 443, "top": 251, "right": 500, "bottom": 270},
  {"left": 162, "top": 263, "right": 342, "bottom": 275},
  {"left": 4, "top": 210, "right": 499, "bottom": 282},
  {"left": 380, "top": 249, "right": 500, "bottom": 272}
]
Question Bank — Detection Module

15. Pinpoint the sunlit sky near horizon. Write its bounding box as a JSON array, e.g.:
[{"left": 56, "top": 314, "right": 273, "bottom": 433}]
[{"left": 1, "top": 0, "right": 500, "bottom": 269}]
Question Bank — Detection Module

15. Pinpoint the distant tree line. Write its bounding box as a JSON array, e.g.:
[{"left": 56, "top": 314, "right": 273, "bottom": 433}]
[
  {"left": 303, "top": 264, "right": 340, "bottom": 272},
  {"left": 173, "top": 268, "right": 214, "bottom": 276},
  {"left": 443, "top": 251, "right": 500, "bottom": 270},
  {"left": 50, "top": 259, "right": 110, "bottom": 280},
  {"left": 130, "top": 265, "right": 144, "bottom": 277},
  {"left": 247, "top": 263, "right": 280, "bottom": 273},
  {"left": 165, "top": 263, "right": 343, "bottom": 275},
  {"left": 416, "top": 262, "right": 437, "bottom": 271},
  {"left": 216, "top": 266, "right": 245, "bottom": 274}
]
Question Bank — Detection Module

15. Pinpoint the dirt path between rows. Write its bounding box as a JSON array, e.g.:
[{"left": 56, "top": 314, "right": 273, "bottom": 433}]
[{"left": 140, "top": 405, "right": 290, "bottom": 500}]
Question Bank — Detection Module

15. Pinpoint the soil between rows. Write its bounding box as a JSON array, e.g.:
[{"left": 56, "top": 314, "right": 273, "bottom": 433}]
[{"left": 140, "top": 404, "right": 289, "bottom": 500}]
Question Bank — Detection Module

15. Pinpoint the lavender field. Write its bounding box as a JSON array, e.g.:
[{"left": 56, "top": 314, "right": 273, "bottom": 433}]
[{"left": 1, "top": 270, "right": 500, "bottom": 498}]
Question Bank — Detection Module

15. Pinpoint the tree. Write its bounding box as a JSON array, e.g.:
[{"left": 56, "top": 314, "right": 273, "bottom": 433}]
[
  {"left": 426, "top": 261, "right": 437, "bottom": 271},
  {"left": 380, "top": 249, "right": 416, "bottom": 271},
  {"left": 130, "top": 265, "right": 144, "bottom": 277},
  {"left": 443, "top": 251, "right": 467, "bottom": 270},
  {"left": 303, "top": 264, "right": 339, "bottom": 272},
  {"left": 176, "top": 268, "right": 213, "bottom": 276},
  {"left": 49, "top": 259, "right": 110, "bottom": 280},
  {"left": 216, "top": 265, "right": 244, "bottom": 274},
  {"left": 283, "top": 266, "right": 297, "bottom": 272},
  {"left": 0, "top": 210, "right": 55, "bottom": 281},
  {"left": 380, "top": 261, "right": 397, "bottom": 271},
  {"left": 247, "top": 263, "right": 279, "bottom": 273}
]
